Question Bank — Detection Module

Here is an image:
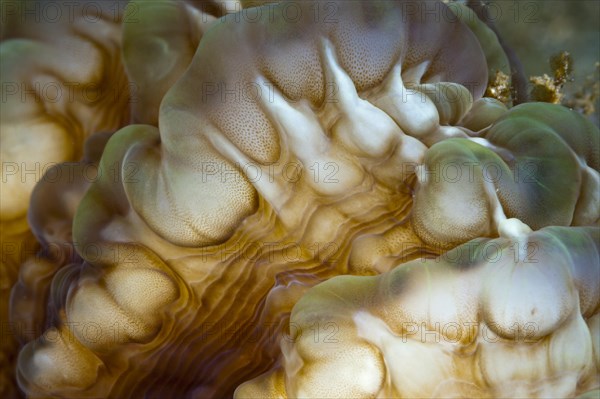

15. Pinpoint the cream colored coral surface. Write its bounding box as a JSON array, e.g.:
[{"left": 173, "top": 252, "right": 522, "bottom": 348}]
[
  {"left": 237, "top": 223, "right": 600, "bottom": 398},
  {"left": 0, "top": 1, "right": 598, "bottom": 398}
]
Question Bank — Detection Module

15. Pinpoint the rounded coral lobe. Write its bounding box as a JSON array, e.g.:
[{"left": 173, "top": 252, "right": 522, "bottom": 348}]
[
  {"left": 238, "top": 225, "right": 599, "bottom": 398},
  {"left": 5, "top": 1, "right": 598, "bottom": 399}
]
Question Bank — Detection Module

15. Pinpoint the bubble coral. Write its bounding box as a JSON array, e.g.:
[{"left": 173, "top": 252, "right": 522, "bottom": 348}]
[
  {"left": 237, "top": 222, "right": 599, "bottom": 398},
  {"left": 1, "top": 0, "right": 598, "bottom": 398},
  {"left": 1, "top": 2, "right": 129, "bottom": 395},
  {"left": 1, "top": 0, "right": 261, "bottom": 396}
]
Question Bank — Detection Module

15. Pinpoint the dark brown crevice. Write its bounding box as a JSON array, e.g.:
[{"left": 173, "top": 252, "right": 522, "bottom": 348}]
[{"left": 466, "top": 0, "right": 529, "bottom": 104}]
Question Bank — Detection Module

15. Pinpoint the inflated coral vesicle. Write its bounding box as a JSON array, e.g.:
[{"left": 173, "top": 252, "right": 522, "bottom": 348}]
[
  {"left": 237, "top": 222, "right": 599, "bottom": 398},
  {"left": 13, "top": 0, "right": 491, "bottom": 396},
  {"left": 2, "top": 1, "right": 258, "bottom": 397},
  {"left": 2, "top": 0, "right": 598, "bottom": 398},
  {"left": 1, "top": 3, "right": 129, "bottom": 396}
]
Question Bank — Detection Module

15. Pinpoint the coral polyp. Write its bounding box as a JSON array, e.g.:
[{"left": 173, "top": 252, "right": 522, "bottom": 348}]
[{"left": 1, "top": 1, "right": 598, "bottom": 398}]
